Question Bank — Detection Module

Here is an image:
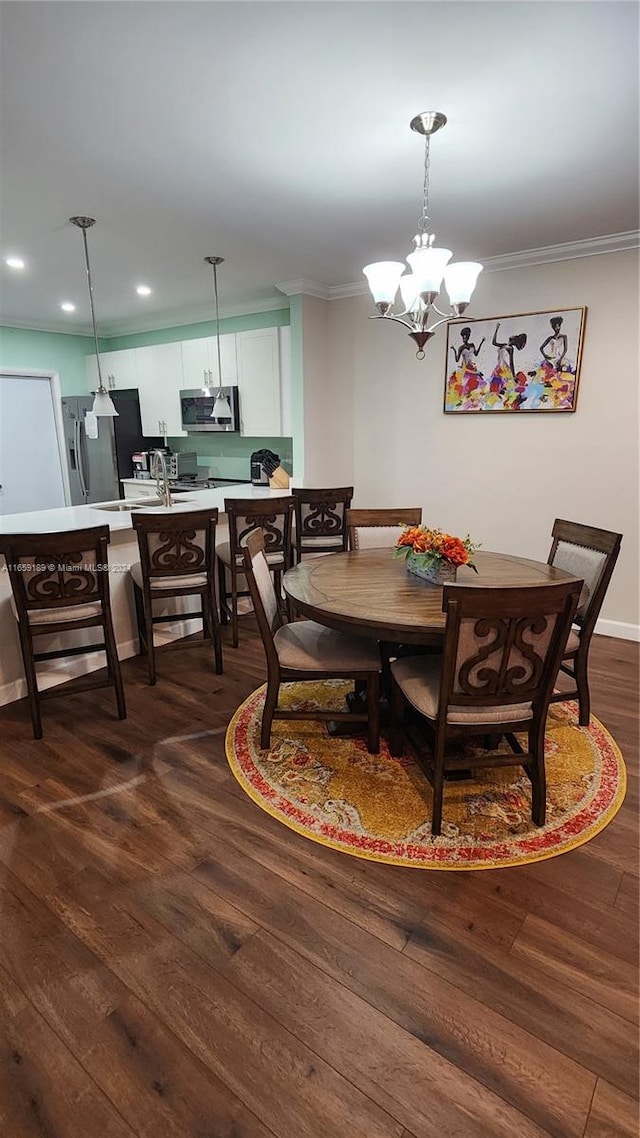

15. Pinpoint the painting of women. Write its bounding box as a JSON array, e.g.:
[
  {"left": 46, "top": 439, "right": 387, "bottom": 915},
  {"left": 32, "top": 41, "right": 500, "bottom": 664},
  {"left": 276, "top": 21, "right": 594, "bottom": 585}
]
[
  {"left": 489, "top": 323, "right": 528, "bottom": 409},
  {"left": 445, "top": 327, "right": 486, "bottom": 409}
]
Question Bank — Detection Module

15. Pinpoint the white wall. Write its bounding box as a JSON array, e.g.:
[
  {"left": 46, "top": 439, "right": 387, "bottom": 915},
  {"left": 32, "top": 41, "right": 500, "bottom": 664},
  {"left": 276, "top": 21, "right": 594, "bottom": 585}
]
[
  {"left": 300, "top": 295, "right": 354, "bottom": 486},
  {"left": 321, "top": 250, "right": 639, "bottom": 633}
]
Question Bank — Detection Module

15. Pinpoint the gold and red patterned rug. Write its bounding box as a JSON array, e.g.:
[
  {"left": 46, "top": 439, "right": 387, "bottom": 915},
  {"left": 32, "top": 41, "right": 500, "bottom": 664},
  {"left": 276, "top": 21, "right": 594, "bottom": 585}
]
[{"left": 225, "top": 680, "right": 626, "bottom": 870}]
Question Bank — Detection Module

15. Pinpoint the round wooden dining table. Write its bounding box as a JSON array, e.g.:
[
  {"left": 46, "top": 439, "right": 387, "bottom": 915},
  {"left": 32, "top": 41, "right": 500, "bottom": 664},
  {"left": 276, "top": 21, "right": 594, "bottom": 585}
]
[{"left": 283, "top": 548, "right": 578, "bottom": 645}]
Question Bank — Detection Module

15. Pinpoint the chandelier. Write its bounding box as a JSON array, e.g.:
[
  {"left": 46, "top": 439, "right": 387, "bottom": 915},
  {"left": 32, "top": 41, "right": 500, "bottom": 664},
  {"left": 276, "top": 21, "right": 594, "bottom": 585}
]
[
  {"left": 204, "top": 255, "right": 232, "bottom": 419},
  {"left": 70, "top": 216, "right": 118, "bottom": 415},
  {"left": 363, "top": 113, "right": 483, "bottom": 359}
]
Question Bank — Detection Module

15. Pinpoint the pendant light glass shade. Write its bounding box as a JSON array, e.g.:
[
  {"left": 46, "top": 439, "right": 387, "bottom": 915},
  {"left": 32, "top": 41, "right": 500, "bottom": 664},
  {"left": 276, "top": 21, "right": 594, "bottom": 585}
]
[
  {"left": 69, "top": 216, "right": 118, "bottom": 416},
  {"left": 405, "top": 245, "right": 452, "bottom": 296},
  {"left": 399, "top": 273, "right": 419, "bottom": 314},
  {"left": 212, "top": 390, "right": 232, "bottom": 418},
  {"left": 443, "top": 261, "right": 483, "bottom": 305},
  {"left": 92, "top": 389, "right": 119, "bottom": 417},
  {"left": 363, "top": 261, "right": 405, "bottom": 306}
]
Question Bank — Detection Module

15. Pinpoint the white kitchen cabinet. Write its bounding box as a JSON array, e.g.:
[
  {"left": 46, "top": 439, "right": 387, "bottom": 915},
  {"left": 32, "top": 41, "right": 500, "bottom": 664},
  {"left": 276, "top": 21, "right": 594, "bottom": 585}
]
[
  {"left": 86, "top": 348, "right": 138, "bottom": 392},
  {"left": 236, "top": 327, "right": 281, "bottom": 436},
  {"left": 181, "top": 334, "right": 238, "bottom": 389},
  {"left": 135, "top": 343, "right": 187, "bottom": 437}
]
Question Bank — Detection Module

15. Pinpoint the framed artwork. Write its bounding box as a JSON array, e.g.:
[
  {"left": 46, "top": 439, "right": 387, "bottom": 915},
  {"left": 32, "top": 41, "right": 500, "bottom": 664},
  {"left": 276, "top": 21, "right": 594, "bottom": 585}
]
[{"left": 444, "top": 307, "right": 586, "bottom": 413}]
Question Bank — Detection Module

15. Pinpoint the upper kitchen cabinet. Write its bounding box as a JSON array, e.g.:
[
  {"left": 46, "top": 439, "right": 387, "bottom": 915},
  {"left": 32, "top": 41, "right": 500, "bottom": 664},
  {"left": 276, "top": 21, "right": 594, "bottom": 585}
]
[
  {"left": 86, "top": 348, "right": 138, "bottom": 391},
  {"left": 135, "top": 342, "right": 187, "bottom": 437},
  {"left": 181, "top": 334, "right": 238, "bottom": 389},
  {"left": 236, "top": 327, "right": 281, "bottom": 436}
]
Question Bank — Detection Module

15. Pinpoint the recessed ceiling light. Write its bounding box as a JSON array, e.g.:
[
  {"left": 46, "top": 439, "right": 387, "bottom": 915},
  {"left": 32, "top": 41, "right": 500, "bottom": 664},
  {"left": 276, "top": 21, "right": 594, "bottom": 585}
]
[
  {"left": 5, "top": 256, "right": 25, "bottom": 269},
  {"left": 60, "top": 301, "right": 76, "bottom": 312},
  {"left": 136, "top": 284, "right": 152, "bottom": 296}
]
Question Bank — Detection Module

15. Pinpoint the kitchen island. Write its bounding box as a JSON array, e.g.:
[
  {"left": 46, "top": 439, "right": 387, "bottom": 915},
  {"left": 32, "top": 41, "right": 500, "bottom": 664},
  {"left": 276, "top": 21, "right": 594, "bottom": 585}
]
[{"left": 0, "top": 483, "right": 291, "bottom": 706}]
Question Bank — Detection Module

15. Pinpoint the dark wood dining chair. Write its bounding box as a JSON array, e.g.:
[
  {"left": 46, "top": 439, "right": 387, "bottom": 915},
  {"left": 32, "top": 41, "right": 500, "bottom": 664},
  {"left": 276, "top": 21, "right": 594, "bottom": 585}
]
[
  {"left": 243, "top": 529, "right": 381, "bottom": 752},
  {"left": 292, "top": 486, "right": 353, "bottom": 561},
  {"left": 347, "top": 507, "right": 422, "bottom": 550},
  {"left": 130, "top": 508, "right": 223, "bottom": 685},
  {"left": 547, "top": 519, "right": 623, "bottom": 725},
  {"left": 389, "top": 580, "right": 581, "bottom": 835},
  {"left": 0, "top": 525, "right": 126, "bottom": 739},
  {"left": 216, "top": 496, "right": 294, "bottom": 648}
]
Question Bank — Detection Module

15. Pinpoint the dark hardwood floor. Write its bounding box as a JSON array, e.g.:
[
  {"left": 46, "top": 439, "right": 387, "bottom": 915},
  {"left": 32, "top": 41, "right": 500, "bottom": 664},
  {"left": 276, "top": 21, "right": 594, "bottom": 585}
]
[{"left": 0, "top": 624, "right": 637, "bottom": 1138}]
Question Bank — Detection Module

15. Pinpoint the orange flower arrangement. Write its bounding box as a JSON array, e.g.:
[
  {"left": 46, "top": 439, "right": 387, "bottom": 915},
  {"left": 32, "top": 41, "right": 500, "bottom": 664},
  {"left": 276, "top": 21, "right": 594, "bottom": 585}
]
[{"left": 394, "top": 525, "right": 480, "bottom": 573}]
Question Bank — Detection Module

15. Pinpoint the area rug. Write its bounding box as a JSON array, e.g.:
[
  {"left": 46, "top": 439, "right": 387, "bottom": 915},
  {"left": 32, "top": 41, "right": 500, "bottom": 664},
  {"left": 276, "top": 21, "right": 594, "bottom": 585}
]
[{"left": 225, "top": 680, "right": 626, "bottom": 870}]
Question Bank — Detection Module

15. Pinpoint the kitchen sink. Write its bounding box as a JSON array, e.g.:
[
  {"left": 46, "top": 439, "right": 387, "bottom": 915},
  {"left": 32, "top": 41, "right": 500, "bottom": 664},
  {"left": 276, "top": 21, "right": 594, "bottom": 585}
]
[{"left": 94, "top": 497, "right": 195, "bottom": 512}]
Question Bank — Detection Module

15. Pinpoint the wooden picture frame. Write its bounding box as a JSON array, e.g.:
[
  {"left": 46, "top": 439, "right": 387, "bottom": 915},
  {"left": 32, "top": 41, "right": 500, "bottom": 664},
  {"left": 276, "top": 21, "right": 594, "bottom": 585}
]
[{"left": 443, "top": 306, "right": 587, "bottom": 414}]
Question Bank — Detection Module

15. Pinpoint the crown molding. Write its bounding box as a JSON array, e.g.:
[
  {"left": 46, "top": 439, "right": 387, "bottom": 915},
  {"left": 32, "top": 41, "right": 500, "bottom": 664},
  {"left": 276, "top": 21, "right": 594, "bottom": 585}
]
[
  {"left": 275, "top": 279, "right": 332, "bottom": 300},
  {"left": 0, "top": 316, "right": 95, "bottom": 337},
  {"left": 279, "top": 230, "right": 640, "bottom": 303}
]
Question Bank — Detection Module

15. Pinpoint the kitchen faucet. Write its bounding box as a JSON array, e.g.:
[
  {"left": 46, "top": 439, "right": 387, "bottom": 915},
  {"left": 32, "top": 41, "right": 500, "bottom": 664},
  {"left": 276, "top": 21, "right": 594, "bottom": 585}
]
[{"left": 151, "top": 450, "right": 173, "bottom": 508}]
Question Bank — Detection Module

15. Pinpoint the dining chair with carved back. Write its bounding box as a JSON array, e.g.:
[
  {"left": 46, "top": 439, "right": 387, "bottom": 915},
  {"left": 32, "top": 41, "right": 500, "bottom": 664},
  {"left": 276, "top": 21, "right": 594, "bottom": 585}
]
[
  {"left": 130, "top": 508, "right": 223, "bottom": 685},
  {"left": 389, "top": 579, "right": 581, "bottom": 835},
  {"left": 292, "top": 486, "right": 353, "bottom": 562},
  {"left": 347, "top": 507, "right": 423, "bottom": 551},
  {"left": 0, "top": 525, "right": 126, "bottom": 738},
  {"left": 217, "top": 496, "right": 294, "bottom": 648},
  {"left": 243, "top": 528, "right": 382, "bottom": 753},
  {"left": 546, "top": 519, "right": 622, "bottom": 725}
]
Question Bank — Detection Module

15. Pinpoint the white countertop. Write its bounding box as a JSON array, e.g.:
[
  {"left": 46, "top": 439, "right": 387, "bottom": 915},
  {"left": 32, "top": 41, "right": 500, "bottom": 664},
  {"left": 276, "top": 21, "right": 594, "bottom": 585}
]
[{"left": 0, "top": 483, "right": 292, "bottom": 535}]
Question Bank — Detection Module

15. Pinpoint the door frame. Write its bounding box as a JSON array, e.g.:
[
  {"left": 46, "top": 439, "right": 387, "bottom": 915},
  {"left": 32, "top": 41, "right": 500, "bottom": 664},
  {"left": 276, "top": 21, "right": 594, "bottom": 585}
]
[{"left": 0, "top": 369, "right": 72, "bottom": 506}]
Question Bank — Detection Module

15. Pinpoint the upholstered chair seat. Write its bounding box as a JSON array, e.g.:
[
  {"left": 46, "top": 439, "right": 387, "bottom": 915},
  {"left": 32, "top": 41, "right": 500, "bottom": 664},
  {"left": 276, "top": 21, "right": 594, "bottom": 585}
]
[
  {"left": 10, "top": 597, "right": 103, "bottom": 625},
  {"left": 216, "top": 541, "right": 285, "bottom": 568},
  {"left": 129, "top": 562, "right": 207, "bottom": 590},
  {"left": 391, "top": 655, "right": 533, "bottom": 724},
  {"left": 274, "top": 620, "right": 382, "bottom": 672}
]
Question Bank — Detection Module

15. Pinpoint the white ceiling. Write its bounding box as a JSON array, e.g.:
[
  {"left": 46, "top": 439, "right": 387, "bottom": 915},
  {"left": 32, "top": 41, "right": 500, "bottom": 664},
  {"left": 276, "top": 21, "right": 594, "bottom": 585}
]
[{"left": 0, "top": 1, "right": 638, "bottom": 335}]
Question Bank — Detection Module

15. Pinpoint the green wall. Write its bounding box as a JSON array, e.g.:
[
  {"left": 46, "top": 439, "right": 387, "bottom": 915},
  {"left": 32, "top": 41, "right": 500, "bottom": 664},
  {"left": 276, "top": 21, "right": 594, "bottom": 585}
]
[
  {"left": 167, "top": 433, "right": 293, "bottom": 481},
  {"left": 0, "top": 325, "right": 100, "bottom": 396},
  {"left": 107, "top": 308, "right": 289, "bottom": 351}
]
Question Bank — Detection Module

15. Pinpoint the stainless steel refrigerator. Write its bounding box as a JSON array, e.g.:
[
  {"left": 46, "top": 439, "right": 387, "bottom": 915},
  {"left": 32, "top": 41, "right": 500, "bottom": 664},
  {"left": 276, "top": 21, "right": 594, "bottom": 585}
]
[{"left": 61, "top": 390, "right": 163, "bottom": 505}]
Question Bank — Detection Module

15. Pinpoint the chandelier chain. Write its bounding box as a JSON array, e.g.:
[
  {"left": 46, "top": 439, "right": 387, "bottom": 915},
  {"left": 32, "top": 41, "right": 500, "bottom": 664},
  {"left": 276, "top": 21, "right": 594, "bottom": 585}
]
[{"left": 418, "top": 134, "right": 431, "bottom": 233}]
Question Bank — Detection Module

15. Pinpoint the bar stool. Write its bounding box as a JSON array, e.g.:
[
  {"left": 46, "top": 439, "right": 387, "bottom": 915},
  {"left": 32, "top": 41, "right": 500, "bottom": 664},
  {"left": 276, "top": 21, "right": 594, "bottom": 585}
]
[
  {"left": 216, "top": 496, "right": 294, "bottom": 648},
  {"left": 130, "top": 508, "right": 223, "bottom": 685},
  {"left": 0, "top": 525, "right": 126, "bottom": 739},
  {"left": 292, "top": 486, "right": 353, "bottom": 561}
]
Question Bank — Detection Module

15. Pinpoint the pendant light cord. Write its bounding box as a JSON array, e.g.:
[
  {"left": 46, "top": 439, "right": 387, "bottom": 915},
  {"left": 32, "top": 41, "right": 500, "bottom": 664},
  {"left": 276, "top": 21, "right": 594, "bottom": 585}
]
[
  {"left": 80, "top": 224, "right": 105, "bottom": 388},
  {"left": 212, "top": 261, "right": 223, "bottom": 389}
]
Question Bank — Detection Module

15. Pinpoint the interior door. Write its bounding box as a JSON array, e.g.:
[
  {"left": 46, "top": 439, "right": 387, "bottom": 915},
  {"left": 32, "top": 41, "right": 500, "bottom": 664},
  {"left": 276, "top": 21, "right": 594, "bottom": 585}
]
[{"left": 0, "top": 373, "right": 66, "bottom": 515}]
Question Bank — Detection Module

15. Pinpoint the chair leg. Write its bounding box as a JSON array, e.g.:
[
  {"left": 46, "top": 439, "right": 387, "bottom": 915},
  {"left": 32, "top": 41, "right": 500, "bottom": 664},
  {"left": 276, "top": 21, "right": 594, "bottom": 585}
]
[
  {"left": 529, "top": 722, "right": 547, "bottom": 827},
  {"left": 366, "top": 671, "right": 380, "bottom": 754},
  {"left": 142, "top": 592, "right": 156, "bottom": 685},
  {"left": 205, "top": 586, "right": 224, "bottom": 675},
  {"left": 431, "top": 735, "right": 447, "bottom": 837},
  {"left": 230, "top": 564, "right": 239, "bottom": 649},
  {"left": 133, "top": 582, "right": 147, "bottom": 655},
  {"left": 388, "top": 678, "right": 405, "bottom": 757},
  {"left": 17, "top": 621, "right": 42, "bottom": 739},
  {"left": 575, "top": 649, "right": 591, "bottom": 727},
  {"left": 217, "top": 558, "right": 228, "bottom": 626},
  {"left": 261, "top": 678, "right": 280, "bottom": 750},
  {"left": 103, "top": 613, "right": 127, "bottom": 720}
]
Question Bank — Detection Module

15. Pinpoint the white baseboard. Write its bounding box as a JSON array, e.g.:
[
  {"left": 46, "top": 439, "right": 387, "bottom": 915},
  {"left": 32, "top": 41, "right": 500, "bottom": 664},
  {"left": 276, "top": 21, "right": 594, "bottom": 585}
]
[{"left": 595, "top": 619, "right": 640, "bottom": 642}]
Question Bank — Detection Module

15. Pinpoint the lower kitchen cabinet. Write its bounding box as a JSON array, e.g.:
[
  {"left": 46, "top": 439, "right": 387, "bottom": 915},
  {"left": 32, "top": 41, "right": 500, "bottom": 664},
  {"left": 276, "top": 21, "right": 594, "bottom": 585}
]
[{"left": 135, "top": 343, "right": 187, "bottom": 437}]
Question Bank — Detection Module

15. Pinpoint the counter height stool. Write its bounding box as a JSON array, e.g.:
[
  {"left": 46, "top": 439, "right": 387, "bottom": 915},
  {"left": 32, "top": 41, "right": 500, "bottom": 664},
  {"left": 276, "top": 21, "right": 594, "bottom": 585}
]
[
  {"left": 547, "top": 518, "right": 623, "bottom": 725},
  {"left": 0, "top": 525, "right": 126, "bottom": 739},
  {"left": 292, "top": 486, "right": 353, "bottom": 561},
  {"left": 130, "top": 508, "right": 223, "bottom": 685},
  {"left": 217, "top": 496, "right": 294, "bottom": 648}
]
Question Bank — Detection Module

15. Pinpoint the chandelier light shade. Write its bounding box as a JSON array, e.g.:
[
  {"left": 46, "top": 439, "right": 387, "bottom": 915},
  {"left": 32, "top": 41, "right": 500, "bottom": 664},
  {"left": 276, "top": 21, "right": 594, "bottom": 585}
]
[
  {"left": 69, "top": 216, "right": 118, "bottom": 416},
  {"left": 362, "top": 112, "right": 483, "bottom": 358},
  {"left": 204, "top": 255, "right": 232, "bottom": 420}
]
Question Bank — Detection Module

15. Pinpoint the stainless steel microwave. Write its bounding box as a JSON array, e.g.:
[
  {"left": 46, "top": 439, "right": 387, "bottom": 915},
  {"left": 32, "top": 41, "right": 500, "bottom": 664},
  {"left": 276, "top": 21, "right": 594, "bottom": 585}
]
[{"left": 179, "top": 386, "right": 240, "bottom": 432}]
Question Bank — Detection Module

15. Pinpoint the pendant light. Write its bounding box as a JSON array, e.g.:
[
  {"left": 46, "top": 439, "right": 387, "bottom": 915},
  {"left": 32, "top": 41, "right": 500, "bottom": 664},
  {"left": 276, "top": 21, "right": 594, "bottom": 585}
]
[
  {"left": 69, "top": 216, "right": 118, "bottom": 416},
  {"left": 204, "top": 255, "right": 232, "bottom": 419}
]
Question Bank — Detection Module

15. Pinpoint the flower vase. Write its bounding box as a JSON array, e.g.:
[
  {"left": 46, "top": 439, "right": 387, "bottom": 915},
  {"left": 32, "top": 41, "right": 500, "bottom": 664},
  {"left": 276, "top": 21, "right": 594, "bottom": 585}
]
[{"left": 405, "top": 553, "right": 457, "bottom": 584}]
